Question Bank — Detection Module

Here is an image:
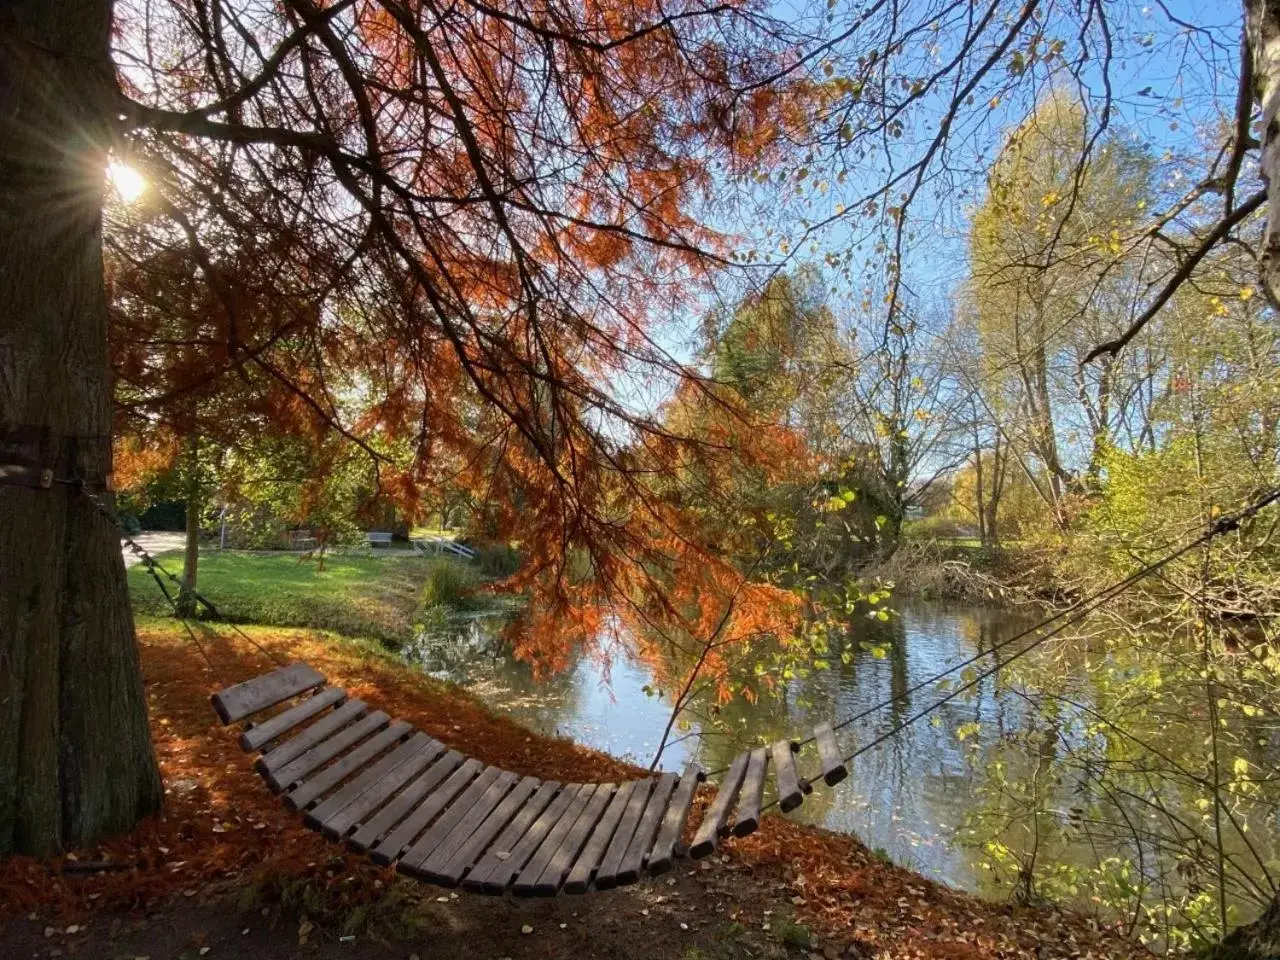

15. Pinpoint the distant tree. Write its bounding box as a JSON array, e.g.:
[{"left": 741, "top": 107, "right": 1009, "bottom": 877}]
[
  {"left": 838, "top": 305, "right": 964, "bottom": 544},
  {"left": 967, "top": 94, "right": 1153, "bottom": 526}
]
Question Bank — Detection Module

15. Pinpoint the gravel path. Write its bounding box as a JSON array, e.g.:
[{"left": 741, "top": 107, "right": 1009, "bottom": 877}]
[{"left": 121, "top": 531, "right": 186, "bottom": 566}]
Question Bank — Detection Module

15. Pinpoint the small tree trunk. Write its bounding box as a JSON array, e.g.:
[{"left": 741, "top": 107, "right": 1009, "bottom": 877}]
[
  {"left": 177, "top": 502, "right": 201, "bottom": 617},
  {"left": 177, "top": 441, "right": 200, "bottom": 618},
  {"left": 971, "top": 409, "right": 987, "bottom": 547},
  {"left": 0, "top": 2, "right": 163, "bottom": 855},
  {"left": 987, "top": 434, "right": 1007, "bottom": 549}
]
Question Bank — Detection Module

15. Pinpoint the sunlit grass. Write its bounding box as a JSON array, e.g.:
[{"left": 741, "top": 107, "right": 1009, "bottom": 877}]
[{"left": 128, "top": 550, "right": 430, "bottom": 644}]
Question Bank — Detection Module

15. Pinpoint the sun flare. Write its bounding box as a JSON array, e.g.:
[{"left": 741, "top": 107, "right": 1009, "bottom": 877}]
[{"left": 106, "top": 160, "right": 147, "bottom": 203}]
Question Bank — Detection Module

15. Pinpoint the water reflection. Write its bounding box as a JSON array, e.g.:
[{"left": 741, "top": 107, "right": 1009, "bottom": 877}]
[{"left": 406, "top": 600, "right": 1278, "bottom": 919}]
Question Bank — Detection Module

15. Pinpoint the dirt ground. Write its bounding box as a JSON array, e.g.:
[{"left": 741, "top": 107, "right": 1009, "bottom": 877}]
[{"left": 4, "top": 859, "right": 877, "bottom": 960}]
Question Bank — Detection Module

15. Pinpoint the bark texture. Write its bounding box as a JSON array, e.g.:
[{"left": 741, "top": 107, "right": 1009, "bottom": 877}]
[
  {"left": 1213, "top": 895, "right": 1280, "bottom": 960},
  {"left": 177, "top": 440, "right": 200, "bottom": 618},
  {"left": 0, "top": 0, "right": 163, "bottom": 855},
  {"left": 1246, "top": 0, "right": 1280, "bottom": 307}
]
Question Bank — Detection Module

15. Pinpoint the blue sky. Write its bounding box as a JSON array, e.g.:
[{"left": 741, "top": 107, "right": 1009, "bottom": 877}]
[
  {"left": 585, "top": 1, "right": 1249, "bottom": 428},
  {"left": 717, "top": 0, "right": 1247, "bottom": 324}
]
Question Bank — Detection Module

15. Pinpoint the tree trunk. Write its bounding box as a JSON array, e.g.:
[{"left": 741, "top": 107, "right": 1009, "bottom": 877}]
[
  {"left": 1212, "top": 895, "right": 1280, "bottom": 960},
  {"left": 177, "top": 498, "right": 201, "bottom": 617},
  {"left": 1246, "top": 0, "right": 1280, "bottom": 309},
  {"left": 0, "top": 1, "right": 163, "bottom": 855},
  {"left": 970, "top": 404, "right": 987, "bottom": 546},
  {"left": 177, "top": 440, "right": 200, "bottom": 618},
  {"left": 987, "top": 434, "right": 1006, "bottom": 550}
]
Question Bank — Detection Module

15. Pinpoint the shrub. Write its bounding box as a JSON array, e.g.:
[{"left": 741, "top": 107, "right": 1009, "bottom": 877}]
[
  {"left": 775, "top": 917, "right": 812, "bottom": 951},
  {"left": 903, "top": 514, "right": 972, "bottom": 541},
  {"left": 473, "top": 542, "right": 521, "bottom": 578},
  {"left": 420, "top": 559, "right": 480, "bottom": 609}
]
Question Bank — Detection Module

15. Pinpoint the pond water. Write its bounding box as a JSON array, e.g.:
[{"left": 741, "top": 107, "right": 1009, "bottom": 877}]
[{"left": 405, "top": 599, "right": 1280, "bottom": 928}]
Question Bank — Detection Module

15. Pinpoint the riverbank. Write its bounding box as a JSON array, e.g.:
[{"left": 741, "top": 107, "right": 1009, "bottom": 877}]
[
  {"left": 859, "top": 538, "right": 1054, "bottom": 606},
  {"left": 0, "top": 622, "right": 1144, "bottom": 960}
]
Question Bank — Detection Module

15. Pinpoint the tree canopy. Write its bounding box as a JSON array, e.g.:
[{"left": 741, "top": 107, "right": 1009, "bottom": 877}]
[{"left": 5, "top": 0, "right": 1280, "bottom": 898}]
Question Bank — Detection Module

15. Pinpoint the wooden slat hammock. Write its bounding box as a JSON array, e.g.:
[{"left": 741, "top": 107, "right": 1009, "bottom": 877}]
[
  {"left": 202, "top": 489, "right": 1280, "bottom": 897},
  {"left": 211, "top": 662, "right": 847, "bottom": 896}
]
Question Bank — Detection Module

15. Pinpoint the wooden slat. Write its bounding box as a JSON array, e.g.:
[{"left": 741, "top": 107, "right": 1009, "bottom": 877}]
[
  {"left": 370, "top": 758, "right": 484, "bottom": 866},
  {"left": 257, "top": 699, "right": 367, "bottom": 776},
  {"left": 467, "top": 784, "right": 578, "bottom": 895},
  {"left": 264, "top": 709, "right": 389, "bottom": 792},
  {"left": 732, "top": 748, "right": 769, "bottom": 837},
  {"left": 211, "top": 662, "right": 326, "bottom": 724},
  {"left": 513, "top": 784, "right": 599, "bottom": 897},
  {"left": 594, "top": 778, "right": 652, "bottom": 890},
  {"left": 240, "top": 687, "right": 346, "bottom": 753},
  {"left": 306, "top": 734, "right": 441, "bottom": 839},
  {"left": 398, "top": 768, "right": 511, "bottom": 876},
  {"left": 564, "top": 781, "right": 634, "bottom": 894},
  {"left": 346, "top": 750, "right": 464, "bottom": 853},
  {"left": 531, "top": 783, "right": 615, "bottom": 896},
  {"left": 460, "top": 781, "right": 560, "bottom": 893},
  {"left": 814, "top": 723, "right": 848, "bottom": 786},
  {"left": 689, "top": 751, "right": 750, "bottom": 859},
  {"left": 771, "top": 738, "right": 804, "bottom": 812},
  {"left": 616, "top": 772, "right": 677, "bottom": 884},
  {"left": 285, "top": 718, "right": 411, "bottom": 811},
  {"left": 420, "top": 776, "right": 542, "bottom": 887},
  {"left": 647, "top": 763, "right": 703, "bottom": 876}
]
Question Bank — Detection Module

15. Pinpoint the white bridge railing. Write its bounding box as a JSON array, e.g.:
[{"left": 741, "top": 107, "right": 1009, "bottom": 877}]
[{"left": 412, "top": 535, "right": 477, "bottom": 560}]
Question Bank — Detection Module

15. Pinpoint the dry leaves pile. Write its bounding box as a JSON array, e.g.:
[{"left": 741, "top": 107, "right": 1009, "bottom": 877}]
[{"left": 0, "top": 625, "right": 1143, "bottom": 959}]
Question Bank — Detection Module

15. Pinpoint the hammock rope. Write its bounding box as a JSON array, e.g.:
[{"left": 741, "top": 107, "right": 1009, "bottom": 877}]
[
  {"left": 81, "top": 477, "right": 1280, "bottom": 896},
  {"left": 705, "top": 486, "right": 1280, "bottom": 784}
]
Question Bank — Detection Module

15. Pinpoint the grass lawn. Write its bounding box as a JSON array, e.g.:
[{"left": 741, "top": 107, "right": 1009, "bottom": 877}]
[{"left": 129, "top": 550, "right": 436, "bottom": 645}]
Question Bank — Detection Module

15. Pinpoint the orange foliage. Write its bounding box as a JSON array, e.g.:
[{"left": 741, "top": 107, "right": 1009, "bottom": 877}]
[
  {"left": 113, "top": 432, "right": 179, "bottom": 491},
  {"left": 109, "top": 0, "right": 826, "bottom": 689}
]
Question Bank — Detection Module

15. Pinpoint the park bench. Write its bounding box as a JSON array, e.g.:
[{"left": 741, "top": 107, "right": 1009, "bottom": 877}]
[{"left": 366, "top": 531, "right": 394, "bottom": 548}]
